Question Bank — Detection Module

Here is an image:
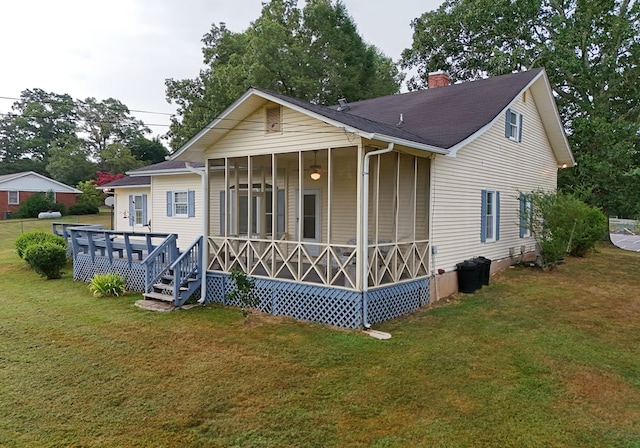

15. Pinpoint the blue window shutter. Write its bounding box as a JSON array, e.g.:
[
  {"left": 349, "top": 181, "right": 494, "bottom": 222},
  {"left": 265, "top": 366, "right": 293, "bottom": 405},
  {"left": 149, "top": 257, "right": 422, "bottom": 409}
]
[
  {"left": 518, "top": 113, "right": 523, "bottom": 142},
  {"left": 277, "top": 189, "right": 285, "bottom": 236},
  {"left": 519, "top": 193, "right": 525, "bottom": 238},
  {"left": 128, "top": 195, "right": 134, "bottom": 226},
  {"left": 505, "top": 109, "right": 511, "bottom": 138},
  {"left": 480, "top": 189, "right": 487, "bottom": 243},
  {"left": 188, "top": 190, "right": 196, "bottom": 217},
  {"left": 142, "top": 194, "right": 148, "bottom": 225},
  {"left": 219, "top": 191, "right": 225, "bottom": 235},
  {"left": 166, "top": 191, "right": 173, "bottom": 217},
  {"left": 496, "top": 191, "right": 501, "bottom": 241}
]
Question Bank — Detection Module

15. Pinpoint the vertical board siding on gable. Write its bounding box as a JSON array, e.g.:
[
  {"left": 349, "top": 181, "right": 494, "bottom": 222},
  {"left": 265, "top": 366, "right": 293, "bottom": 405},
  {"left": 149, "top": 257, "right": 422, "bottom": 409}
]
[
  {"left": 431, "top": 90, "right": 558, "bottom": 271},
  {"left": 152, "top": 174, "right": 202, "bottom": 250},
  {"left": 203, "top": 106, "right": 355, "bottom": 159}
]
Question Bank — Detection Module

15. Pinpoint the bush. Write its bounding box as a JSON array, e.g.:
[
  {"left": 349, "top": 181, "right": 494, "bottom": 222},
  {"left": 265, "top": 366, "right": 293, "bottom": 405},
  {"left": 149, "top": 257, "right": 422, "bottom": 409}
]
[
  {"left": 525, "top": 190, "right": 608, "bottom": 267},
  {"left": 15, "top": 231, "right": 67, "bottom": 259},
  {"left": 68, "top": 203, "right": 100, "bottom": 215},
  {"left": 23, "top": 242, "right": 67, "bottom": 279},
  {"left": 15, "top": 191, "right": 66, "bottom": 218},
  {"left": 89, "top": 273, "right": 127, "bottom": 297}
]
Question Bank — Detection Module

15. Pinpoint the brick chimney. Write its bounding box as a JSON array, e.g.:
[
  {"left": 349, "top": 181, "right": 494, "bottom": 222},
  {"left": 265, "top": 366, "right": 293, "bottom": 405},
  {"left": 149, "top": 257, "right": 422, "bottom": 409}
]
[{"left": 428, "top": 70, "right": 451, "bottom": 88}]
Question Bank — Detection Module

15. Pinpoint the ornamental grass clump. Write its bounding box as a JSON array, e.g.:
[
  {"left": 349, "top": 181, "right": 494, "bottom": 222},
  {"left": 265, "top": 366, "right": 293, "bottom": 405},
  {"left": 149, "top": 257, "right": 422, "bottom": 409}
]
[{"left": 89, "top": 273, "right": 127, "bottom": 298}]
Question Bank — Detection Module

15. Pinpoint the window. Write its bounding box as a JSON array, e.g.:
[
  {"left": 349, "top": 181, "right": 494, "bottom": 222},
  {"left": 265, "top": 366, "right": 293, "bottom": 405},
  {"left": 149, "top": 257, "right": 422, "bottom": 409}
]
[
  {"left": 266, "top": 106, "right": 281, "bottom": 134},
  {"left": 8, "top": 191, "right": 18, "bottom": 205},
  {"left": 481, "top": 189, "right": 500, "bottom": 243},
  {"left": 505, "top": 108, "right": 523, "bottom": 142},
  {"left": 128, "top": 194, "right": 148, "bottom": 226},
  {"left": 519, "top": 193, "right": 533, "bottom": 238},
  {"left": 166, "top": 190, "right": 195, "bottom": 218}
]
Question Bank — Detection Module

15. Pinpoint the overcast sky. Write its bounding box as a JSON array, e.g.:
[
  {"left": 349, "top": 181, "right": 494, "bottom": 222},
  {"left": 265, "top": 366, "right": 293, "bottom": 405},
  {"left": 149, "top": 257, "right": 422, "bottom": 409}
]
[{"left": 0, "top": 0, "right": 444, "bottom": 140}]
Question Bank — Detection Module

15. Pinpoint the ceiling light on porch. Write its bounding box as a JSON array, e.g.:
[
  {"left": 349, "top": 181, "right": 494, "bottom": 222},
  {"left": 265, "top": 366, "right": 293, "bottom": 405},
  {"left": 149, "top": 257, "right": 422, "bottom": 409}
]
[{"left": 310, "top": 151, "right": 321, "bottom": 180}]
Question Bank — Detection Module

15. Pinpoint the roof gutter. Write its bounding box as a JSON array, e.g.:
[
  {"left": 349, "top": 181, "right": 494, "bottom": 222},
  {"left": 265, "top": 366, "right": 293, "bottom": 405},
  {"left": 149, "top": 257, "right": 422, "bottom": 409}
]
[
  {"left": 185, "top": 162, "right": 208, "bottom": 304},
  {"left": 361, "top": 143, "right": 394, "bottom": 329}
]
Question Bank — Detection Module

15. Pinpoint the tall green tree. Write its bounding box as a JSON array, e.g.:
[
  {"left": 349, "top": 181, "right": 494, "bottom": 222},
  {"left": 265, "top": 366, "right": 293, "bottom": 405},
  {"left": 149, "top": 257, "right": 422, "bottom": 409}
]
[
  {"left": 401, "top": 0, "right": 640, "bottom": 217},
  {"left": 46, "top": 142, "right": 97, "bottom": 186},
  {"left": 77, "top": 97, "right": 150, "bottom": 163},
  {"left": 0, "top": 89, "right": 78, "bottom": 175},
  {"left": 129, "top": 136, "right": 169, "bottom": 164},
  {"left": 165, "top": 0, "right": 401, "bottom": 149}
]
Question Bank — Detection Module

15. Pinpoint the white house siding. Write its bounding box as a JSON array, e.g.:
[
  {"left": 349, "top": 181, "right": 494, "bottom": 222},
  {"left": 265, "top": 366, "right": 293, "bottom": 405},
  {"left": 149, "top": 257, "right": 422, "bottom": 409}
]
[
  {"left": 151, "top": 174, "right": 202, "bottom": 250},
  {"left": 431, "top": 90, "right": 559, "bottom": 272},
  {"left": 112, "top": 187, "right": 151, "bottom": 233},
  {"left": 203, "top": 104, "right": 355, "bottom": 159}
]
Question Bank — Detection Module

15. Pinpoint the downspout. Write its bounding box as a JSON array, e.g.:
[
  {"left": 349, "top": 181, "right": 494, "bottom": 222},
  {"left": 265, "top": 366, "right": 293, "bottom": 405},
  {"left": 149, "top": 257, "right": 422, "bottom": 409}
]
[
  {"left": 361, "top": 143, "right": 394, "bottom": 329},
  {"left": 185, "top": 162, "right": 208, "bottom": 304}
]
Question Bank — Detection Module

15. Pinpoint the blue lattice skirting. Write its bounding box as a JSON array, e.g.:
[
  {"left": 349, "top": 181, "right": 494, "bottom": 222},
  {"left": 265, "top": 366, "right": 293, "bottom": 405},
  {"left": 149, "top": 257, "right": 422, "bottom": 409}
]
[
  {"left": 73, "top": 254, "right": 146, "bottom": 292},
  {"left": 206, "top": 273, "right": 430, "bottom": 329}
]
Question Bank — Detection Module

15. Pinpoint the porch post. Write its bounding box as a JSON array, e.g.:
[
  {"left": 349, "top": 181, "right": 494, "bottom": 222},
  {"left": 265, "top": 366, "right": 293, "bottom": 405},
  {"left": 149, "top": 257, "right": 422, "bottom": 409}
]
[{"left": 356, "top": 143, "right": 364, "bottom": 291}]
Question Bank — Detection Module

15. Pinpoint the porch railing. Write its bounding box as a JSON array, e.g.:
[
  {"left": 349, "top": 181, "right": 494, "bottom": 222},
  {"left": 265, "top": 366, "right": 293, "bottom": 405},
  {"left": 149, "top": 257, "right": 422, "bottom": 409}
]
[
  {"left": 167, "top": 236, "right": 203, "bottom": 306},
  {"left": 207, "top": 236, "right": 430, "bottom": 289}
]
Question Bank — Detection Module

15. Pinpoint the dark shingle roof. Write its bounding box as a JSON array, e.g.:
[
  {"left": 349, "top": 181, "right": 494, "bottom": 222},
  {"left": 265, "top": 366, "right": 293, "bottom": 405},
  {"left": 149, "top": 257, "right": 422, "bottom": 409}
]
[
  {"left": 101, "top": 176, "right": 150, "bottom": 188},
  {"left": 257, "top": 68, "right": 543, "bottom": 149}
]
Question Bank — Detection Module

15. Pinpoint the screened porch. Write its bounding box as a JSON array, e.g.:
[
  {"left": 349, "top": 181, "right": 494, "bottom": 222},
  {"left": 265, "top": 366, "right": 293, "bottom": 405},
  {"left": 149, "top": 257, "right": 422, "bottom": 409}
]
[{"left": 206, "top": 146, "right": 432, "bottom": 291}]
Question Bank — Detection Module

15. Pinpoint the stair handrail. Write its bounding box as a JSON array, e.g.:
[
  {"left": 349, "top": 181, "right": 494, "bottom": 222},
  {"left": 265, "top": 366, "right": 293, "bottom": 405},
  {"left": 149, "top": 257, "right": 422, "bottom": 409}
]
[
  {"left": 168, "top": 236, "right": 203, "bottom": 305},
  {"left": 142, "top": 234, "right": 179, "bottom": 294}
]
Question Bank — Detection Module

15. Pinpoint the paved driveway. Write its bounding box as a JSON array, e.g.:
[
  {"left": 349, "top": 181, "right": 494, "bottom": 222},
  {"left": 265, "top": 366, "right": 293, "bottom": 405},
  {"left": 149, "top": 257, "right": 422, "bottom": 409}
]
[{"left": 610, "top": 233, "right": 640, "bottom": 252}]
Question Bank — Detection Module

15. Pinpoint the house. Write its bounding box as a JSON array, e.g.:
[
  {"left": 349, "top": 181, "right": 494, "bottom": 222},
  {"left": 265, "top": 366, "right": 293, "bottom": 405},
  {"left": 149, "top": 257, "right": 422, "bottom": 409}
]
[
  {"left": 0, "top": 171, "right": 81, "bottom": 219},
  {"left": 91, "top": 68, "right": 574, "bottom": 328}
]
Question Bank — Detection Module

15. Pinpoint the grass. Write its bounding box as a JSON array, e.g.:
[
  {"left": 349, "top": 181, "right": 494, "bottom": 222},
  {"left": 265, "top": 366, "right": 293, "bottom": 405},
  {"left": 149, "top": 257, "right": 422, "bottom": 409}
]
[{"left": 1, "top": 216, "right": 639, "bottom": 447}]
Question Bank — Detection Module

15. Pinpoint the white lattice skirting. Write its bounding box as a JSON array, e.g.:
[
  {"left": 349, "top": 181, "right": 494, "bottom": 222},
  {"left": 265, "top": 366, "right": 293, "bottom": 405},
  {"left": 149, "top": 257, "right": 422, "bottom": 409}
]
[
  {"left": 73, "top": 254, "right": 146, "bottom": 292},
  {"left": 206, "top": 273, "right": 430, "bottom": 329}
]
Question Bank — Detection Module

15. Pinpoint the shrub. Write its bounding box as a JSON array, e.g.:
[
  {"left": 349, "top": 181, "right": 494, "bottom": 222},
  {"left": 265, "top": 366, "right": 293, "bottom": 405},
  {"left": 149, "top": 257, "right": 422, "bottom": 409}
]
[
  {"left": 15, "top": 231, "right": 67, "bottom": 259},
  {"left": 89, "top": 273, "right": 127, "bottom": 297},
  {"left": 225, "top": 268, "right": 258, "bottom": 317},
  {"left": 14, "top": 191, "right": 66, "bottom": 218},
  {"left": 22, "top": 242, "right": 67, "bottom": 279},
  {"left": 525, "top": 190, "right": 607, "bottom": 267},
  {"left": 68, "top": 203, "right": 100, "bottom": 215}
]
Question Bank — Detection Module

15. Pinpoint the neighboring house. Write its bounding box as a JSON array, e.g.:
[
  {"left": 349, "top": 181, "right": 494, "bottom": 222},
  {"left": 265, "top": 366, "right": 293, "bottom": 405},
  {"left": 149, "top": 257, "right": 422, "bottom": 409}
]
[
  {"left": 0, "top": 171, "right": 81, "bottom": 219},
  {"left": 96, "top": 68, "right": 574, "bottom": 328}
]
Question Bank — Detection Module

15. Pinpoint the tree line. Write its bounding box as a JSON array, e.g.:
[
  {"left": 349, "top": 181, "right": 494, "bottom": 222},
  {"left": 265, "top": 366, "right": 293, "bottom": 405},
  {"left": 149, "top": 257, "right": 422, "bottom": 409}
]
[{"left": 1, "top": 0, "right": 638, "bottom": 218}]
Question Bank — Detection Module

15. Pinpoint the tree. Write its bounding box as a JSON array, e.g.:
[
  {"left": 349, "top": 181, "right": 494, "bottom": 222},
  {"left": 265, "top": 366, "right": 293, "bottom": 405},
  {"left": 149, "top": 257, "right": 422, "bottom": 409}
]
[
  {"left": 99, "top": 143, "right": 145, "bottom": 174},
  {"left": 0, "top": 89, "right": 78, "bottom": 175},
  {"left": 129, "top": 136, "right": 169, "bottom": 164},
  {"left": 401, "top": 0, "right": 640, "bottom": 217},
  {"left": 46, "top": 142, "right": 97, "bottom": 186},
  {"left": 165, "top": 0, "right": 401, "bottom": 149},
  {"left": 77, "top": 97, "right": 150, "bottom": 163}
]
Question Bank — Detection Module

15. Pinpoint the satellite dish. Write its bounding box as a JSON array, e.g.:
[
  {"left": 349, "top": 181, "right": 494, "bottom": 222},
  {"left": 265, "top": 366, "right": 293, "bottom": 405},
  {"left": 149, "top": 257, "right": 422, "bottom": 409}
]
[{"left": 105, "top": 196, "right": 115, "bottom": 207}]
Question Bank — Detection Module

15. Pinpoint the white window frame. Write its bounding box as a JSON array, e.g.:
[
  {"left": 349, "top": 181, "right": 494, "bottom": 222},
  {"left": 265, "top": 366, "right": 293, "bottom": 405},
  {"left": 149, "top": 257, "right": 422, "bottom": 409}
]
[
  {"left": 8, "top": 191, "right": 18, "bottom": 205},
  {"left": 484, "top": 190, "right": 497, "bottom": 243},
  {"left": 173, "top": 191, "right": 189, "bottom": 217},
  {"left": 507, "top": 109, "right": 522, "bottom": 142},
  {"left": 133, "top": 194, "right": 144, "bottom": 226},
  {"left": 229, "top": 185, "right": 272, "bottom": 237}
]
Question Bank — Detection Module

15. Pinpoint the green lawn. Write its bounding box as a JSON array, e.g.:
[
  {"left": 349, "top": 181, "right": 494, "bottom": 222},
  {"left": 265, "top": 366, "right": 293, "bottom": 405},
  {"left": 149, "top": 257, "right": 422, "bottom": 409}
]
[{"left": 1, "top": 217, "right": 639, "bottom": 447}]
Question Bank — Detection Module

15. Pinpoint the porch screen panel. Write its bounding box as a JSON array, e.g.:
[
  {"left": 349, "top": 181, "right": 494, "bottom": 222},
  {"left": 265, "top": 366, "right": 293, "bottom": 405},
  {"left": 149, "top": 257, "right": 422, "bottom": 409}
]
[
  {"left": 397, "top": 153, "right": 416, "bottom": 242},
  {"left": 329, "top": 147, "right": 358, "bottom": 246},
  {"left": 415, "top": 157, "right": 430, "bottom": 239},
  {"left": 209, "top": 159, "right": 226, "bottom": 237},
  {"left": 375, "top": 151, "right": 398, "bottom": 242}
]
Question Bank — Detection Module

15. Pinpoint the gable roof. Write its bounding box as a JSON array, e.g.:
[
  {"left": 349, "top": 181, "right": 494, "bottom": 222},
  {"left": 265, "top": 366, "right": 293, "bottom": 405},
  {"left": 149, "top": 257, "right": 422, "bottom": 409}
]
[
  {"left": 171, "top": 68, "right": 574, "bottom": 166},
  {"left": 100, "top": 176, "right": 151, "bottom": 189},
  {"left": 0, "top": 171, "right": 82, "bottom": 193}
]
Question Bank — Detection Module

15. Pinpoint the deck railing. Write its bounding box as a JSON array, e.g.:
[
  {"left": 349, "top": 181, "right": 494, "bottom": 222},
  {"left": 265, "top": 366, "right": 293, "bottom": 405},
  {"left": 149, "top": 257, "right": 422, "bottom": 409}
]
[{"left": 142, "top": 234, "right": 179, "bottom": 293}]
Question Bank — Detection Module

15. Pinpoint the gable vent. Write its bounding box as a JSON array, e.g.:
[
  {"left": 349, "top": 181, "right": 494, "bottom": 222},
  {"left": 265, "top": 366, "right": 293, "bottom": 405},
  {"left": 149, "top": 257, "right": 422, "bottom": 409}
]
[{"left": 266, "top": 106, "right": 281, "bottom": 133}]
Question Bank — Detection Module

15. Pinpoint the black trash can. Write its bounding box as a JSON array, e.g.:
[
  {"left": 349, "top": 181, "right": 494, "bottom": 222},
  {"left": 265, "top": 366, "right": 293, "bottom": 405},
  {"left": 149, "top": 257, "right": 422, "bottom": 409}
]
[
  {"left": 475, "top": 256, "right": 492, "bottom": 286},
  {"left": 457, "top": 260, "right": 481, "bottom": 293}
]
